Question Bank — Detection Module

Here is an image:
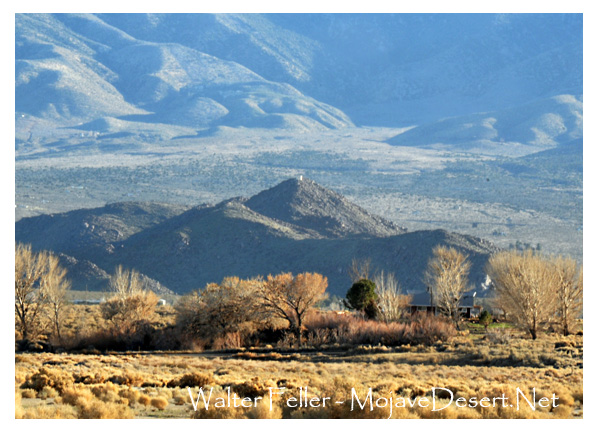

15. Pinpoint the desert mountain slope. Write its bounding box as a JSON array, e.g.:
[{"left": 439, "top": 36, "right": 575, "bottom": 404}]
[
  {"left": 15, "top": 201, "right": 191, "bottom": 261},
  {"left": 16, "top": 178, "right": 499, "bottom": 296},
  {"left": 15, "top": 13, "right": 581, "bottom": 137},
  {"left": 16, "top": 14, "right": 146, "bottom": 122},
  {"left": 388, "top": 94, "right": 583, "bottom": 156},
  {"left": 15, "top": 13, "right": 354, "bottom": 134},
  {"left": 244, "top": 177, "right": 406, "bottom": 238}
]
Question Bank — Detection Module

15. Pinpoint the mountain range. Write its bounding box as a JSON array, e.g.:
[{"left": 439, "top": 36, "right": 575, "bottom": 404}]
[
  {"left": 16, "top": 13, "right": 582, "bottom": 147},
  {"left": 14, "top": 14, "right": 582, "bottom": 290},
  {"left": 15, "top": 178, "right": 499, "bottom": 297}
]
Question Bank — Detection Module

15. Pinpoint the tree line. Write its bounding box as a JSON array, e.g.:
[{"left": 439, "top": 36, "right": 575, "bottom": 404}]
[{"left": 15, "top": 241, "right": 582, "bottom": 350}]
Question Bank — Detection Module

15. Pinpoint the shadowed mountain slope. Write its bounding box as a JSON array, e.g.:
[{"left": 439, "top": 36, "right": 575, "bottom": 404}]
[
  {"left": 16, "top": 178, "right": 499, "bottom": 296},
  {"left": 15, "top": 201, "right": 190, "bottom": 261}
]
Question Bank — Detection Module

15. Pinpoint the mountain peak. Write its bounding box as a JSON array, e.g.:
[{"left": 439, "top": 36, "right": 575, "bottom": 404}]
[{"left": 244, "top": 177, "right": 406, "bottom": 238}]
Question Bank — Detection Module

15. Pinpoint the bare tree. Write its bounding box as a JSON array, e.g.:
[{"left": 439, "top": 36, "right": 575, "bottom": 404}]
[
  {"left": 348, "top": 257, "right": 372, "bottom": 283},
  {"left": 424, "top": 245, "right": 471, "bottom": 329},
  {"left": 486, "top": 249, "right": 558, "bottom": 340},
  {"left": 259, "top": 272, "right": 328, "bottom": 346},
  {"left": 15, "top": 243, "right": 50, "bottom": 341},
  {"left": 373, "top": 270, "right": 412, "bottom": 323},
  {"left": 553, "top": 256, "right": 582, "bottom": 336},
  {"left": 101, "top": 265, "right": 158, "bottom": 341},
  {"left": 176, "top": 276, "right": 265, "bottom": 344},
  {"left": 43, "top": 254, "right": 71, "bottom": 343},
  {"left": 108, "top": 265, "right": 143, "bottom": 298}
]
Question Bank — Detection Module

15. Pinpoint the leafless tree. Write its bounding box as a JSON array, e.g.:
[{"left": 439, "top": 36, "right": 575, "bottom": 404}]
[
  {"left": 424, "top": 245, "right": 471, "bottom": 330},
  {"left": 15, "top": 243, "right": 50, "bottom": 341},
  {"left": 486, "top": 249, "right": 558, "bottom": 340},
  {"left": 176, "top": 276, "right": 265, "bottom": 344},
  {"left": 42, "top": 254, "right": 71, "bottom": 343},
  {"left": 108, "top": 265, "right": 143, "bottom": 298},
  {"left": 101, "top": 265, "right": 157, "bottom": 341},
  {"left": 373, "top": 270, "right": 411, "bottom": 322},
  {"left": 348, "top": 257, "right": 372, "bottom": 283},
  {"left": 553, "top": 256, "right": 583, "bottom": 336},
  {"left": 259, "top": 272, "right": 328, "bottom": 346},
  {"left": 15, "top": 243, "right": 71, "bottom": 344}
]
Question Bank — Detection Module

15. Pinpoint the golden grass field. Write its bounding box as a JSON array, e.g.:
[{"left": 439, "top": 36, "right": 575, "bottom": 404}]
[{"left": 15, "top": 315, "right": 583, "bottom": 419}]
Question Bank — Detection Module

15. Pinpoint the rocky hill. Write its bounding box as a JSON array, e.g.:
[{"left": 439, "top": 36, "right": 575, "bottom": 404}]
[
  {"left": 15, "top": 201, "right": 190, "bottom": 263},
  {"left": 16, "top": 178, "right": 499, "bottom": 296},
  {"left": 243, "top": 178, "right": 406, "bottom": 238}
]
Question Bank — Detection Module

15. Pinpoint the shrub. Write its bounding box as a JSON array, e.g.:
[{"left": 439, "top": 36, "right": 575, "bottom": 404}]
[
  {"left": 21, "top": 388, "right": 37, "bottom": 398},
  {"left": 38, "top": 386, "right": 59, "bottom": 399},
  {"left": 212, "top": 332, "right": 244, "bottom": 350},
  {"left": 230, "top": 377, "right": 272, "bottom": 399},
  {"left": 407, "top": 313, "right": 457, "bottom": 345},
  {"left": 21, "top": 404, "right": 78, "bottom": 419},
  {"left": 100, "top": 266, "right": 158, "bottom": 349},
  {"left": 487, "top": 328, "right": 512, "bottom": 345},
  {"left": 479, "top": 310, "right": 493, "bottom": 330},
  {"left": 108, "top": 372, "right": 144, "bottom": 387},
  {"left": 73, "top": 372, "right": 107, "bottom": 385},
  {"left": 15, "top": 387, "right": 24, "bottom": 419},
  {"left": 246, "top": 397, "right": 283, "bottom": 419},
  {"left": 167, "top": 372, "right": 213, "bottom": 388},
  {"left": 151, "top": 397, "right": 169, "bottom": 410},
  {"left": 118, "top": 387, "right": 141, "bottom": 406},
  {"left": 79, "top": 400, "right": 134, "bottom": 419},
  {"left": 303, "top": 311, "right": 455, "bottom": 346},
  {"left": 138, "top": 394, "right": 152, "bottom": 406},
  {"left": 60, "top": 387, "right": 94, "bottom": 407},
  {"left": 173, "top": 395, "right": 187, "bottom": 405},
  {"left": 22, "top": 367, "right": 74, "bottom": 395},
  {"left": 90, "top": 382, "right": 124, "bottom": 404}
]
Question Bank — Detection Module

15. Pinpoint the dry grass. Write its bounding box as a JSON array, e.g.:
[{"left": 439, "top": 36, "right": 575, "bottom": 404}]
[
  {"left": 20, "top": 404, "right": 79, "bottom": 419},
  {"left": 15, "top": 332, "right": 582, "bottom": 419},
  {"left": 303, "top": 311, "right": 456, "bottom": 346},
  {"left": 78, "top": 400, "right": 134, "bottom": 419}
]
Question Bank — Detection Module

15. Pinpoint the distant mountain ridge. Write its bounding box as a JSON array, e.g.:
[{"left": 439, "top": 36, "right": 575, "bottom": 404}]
[
  {"left": 16, "top": 13, "right": 582, "bottom": 144},
  {"left": 15, "top": 178, "right": 500, "bottom": 297},
  {"left": 387, "top": 94, "right": 582, "bottom": 156},
  {"left": 15, "top": 13, "right": 353, "bottom": 135}
]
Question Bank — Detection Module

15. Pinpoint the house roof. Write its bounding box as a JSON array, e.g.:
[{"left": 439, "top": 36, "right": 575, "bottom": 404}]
[{"left": 409, "top": 290, "right": 476, "bottom": 307}]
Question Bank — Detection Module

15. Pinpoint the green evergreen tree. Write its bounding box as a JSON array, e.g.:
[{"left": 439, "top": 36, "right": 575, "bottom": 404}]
[
  {"left": 479, "top": 310, "right": 493, "bottom": 330},
  {"left": 344, "top": 279, "right": 378, "bottom": 319}
]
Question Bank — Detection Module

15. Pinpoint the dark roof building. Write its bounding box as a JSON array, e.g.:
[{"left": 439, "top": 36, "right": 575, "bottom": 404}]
[{"left": 409, "top": 290, "right": 480, "bottom": 318}]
